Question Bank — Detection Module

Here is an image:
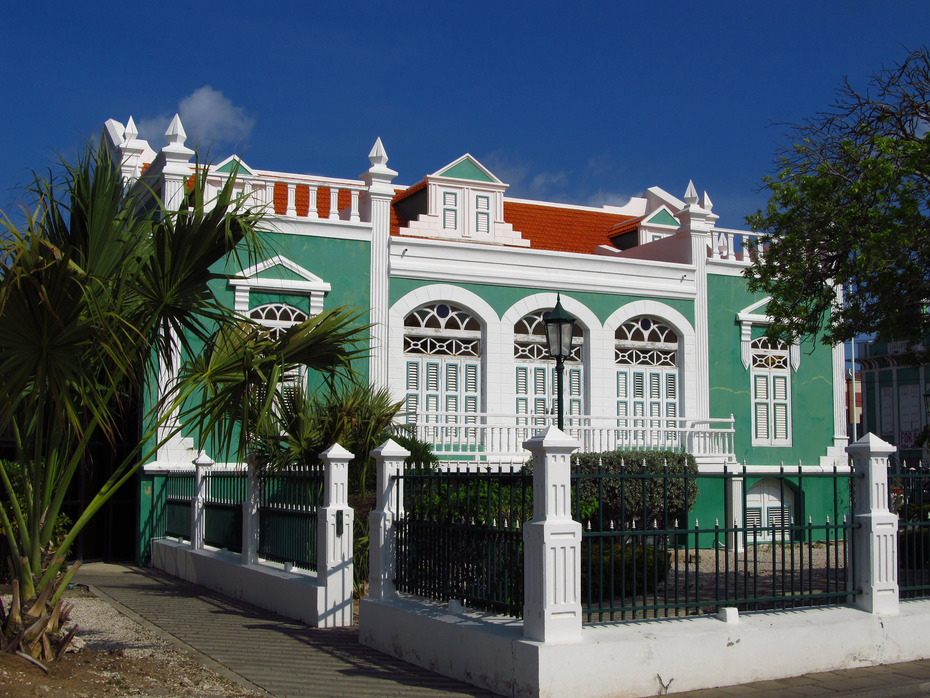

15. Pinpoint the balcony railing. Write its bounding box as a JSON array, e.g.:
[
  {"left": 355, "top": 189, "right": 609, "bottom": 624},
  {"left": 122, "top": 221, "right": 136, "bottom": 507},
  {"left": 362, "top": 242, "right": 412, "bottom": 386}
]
[{"left": 398, "top": 412, "right": 736, "bottom": 467}]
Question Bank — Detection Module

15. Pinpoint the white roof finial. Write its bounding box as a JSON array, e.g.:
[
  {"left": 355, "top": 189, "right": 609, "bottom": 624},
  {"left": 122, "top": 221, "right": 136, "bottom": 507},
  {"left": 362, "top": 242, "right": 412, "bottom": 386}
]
[
  {"left": 684, "top": 180, "right": 698, "bottom": 205},
  {"left": 701, "top": 191, "right": 714, "bottom": 212},
  {"left": 369, "top": 137, "right": 389, "bottom": 168},
  {"left": 124, "top": 116, "right": 139, "bottom": 143},
  {"left": 165, "top": 114, "right": 187, "bottom": 147}
]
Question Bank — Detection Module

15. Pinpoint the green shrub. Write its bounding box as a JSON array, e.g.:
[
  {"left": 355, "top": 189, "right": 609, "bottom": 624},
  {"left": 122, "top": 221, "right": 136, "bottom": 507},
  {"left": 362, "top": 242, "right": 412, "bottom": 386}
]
[
  {"left": 580, "top": 542, "right": 669, "bottom": 599},
  {"left": 571, "top": 450, "right": 698, "bottom": 530}
]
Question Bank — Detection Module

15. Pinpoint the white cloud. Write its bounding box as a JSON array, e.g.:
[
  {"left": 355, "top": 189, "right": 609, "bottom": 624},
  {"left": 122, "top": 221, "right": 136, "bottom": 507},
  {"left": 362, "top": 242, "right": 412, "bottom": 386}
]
[
  {"left": 136, "top": 86, "right": 254, "bottom": 149},
  {"left": 585, "top": 189, "right": 634, "bottom": 208}
]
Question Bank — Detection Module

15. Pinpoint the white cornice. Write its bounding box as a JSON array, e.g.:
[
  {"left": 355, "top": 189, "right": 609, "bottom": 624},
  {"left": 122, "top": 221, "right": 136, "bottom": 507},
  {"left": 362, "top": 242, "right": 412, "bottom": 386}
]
[
  {"left": 389, "top": 237, "right": 697, "bottom": 299},
  {"left": 263, "top": 217, "right": 372, "bottom": 241}
]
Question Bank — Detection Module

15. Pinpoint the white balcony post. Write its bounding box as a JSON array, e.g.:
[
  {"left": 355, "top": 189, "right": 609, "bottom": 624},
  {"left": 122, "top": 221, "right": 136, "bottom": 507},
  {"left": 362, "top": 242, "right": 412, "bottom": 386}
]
[
  {"left": 241, "top": 459, "right": 260, "bottom": 565},
  {"left": 523, "top": 426, "right": 582, "bottom": 643},
  {"left": 847, "top": 433, "right": 899, "bottom": 614},
  {"left": 318, "top": 443, "right": 355, "bottom": 627},
  {"left": 369, "top": 439, "right": 410, "bottom": 600},
  {"left": 191, "top": 451, "right": 212, "bottom": 550}
]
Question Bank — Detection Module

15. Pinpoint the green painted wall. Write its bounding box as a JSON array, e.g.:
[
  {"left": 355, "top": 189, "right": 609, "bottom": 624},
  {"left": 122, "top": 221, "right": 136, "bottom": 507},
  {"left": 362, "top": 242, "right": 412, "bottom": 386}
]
[{"left": 706, "top": 274, "right": 836, "bottom": 467}]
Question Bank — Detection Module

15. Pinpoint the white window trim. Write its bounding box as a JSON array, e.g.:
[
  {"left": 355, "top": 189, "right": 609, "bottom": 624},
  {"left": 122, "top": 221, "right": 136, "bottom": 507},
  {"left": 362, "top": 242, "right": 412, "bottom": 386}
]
[
  {"left": 229, "top": 255, "right": 331, "bottom": 316},
  {"left": 738, "top": 299, "right": 797, "bottom": 447}
]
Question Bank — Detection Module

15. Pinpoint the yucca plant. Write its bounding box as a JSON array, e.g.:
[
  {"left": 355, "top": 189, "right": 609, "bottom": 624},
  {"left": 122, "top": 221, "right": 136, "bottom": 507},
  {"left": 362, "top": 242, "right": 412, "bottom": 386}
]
[{"left": 0, "top": 139, "right": 360, "bottom": 665}]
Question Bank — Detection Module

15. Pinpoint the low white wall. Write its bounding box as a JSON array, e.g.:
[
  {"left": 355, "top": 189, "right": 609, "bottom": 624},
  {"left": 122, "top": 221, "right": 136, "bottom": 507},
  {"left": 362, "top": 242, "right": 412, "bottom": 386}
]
[
  {"left": 359, "top": 595, "right": 930, "bottom": 698},
  {"left": 152, "top": 539, "right": 334, "bottom": 627}
]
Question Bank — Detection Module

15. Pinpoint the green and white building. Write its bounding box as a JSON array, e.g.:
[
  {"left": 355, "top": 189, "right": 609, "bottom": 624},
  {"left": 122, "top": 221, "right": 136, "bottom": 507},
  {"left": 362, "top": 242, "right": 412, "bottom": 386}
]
[{"left": 104, "top": 114, "right": 849, "bottom": 558}]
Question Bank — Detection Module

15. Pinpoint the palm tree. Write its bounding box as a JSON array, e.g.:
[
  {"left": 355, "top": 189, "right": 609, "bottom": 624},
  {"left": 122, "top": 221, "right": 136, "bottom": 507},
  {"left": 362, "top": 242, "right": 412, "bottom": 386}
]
[{"left": 0, "top": 140, "right": 363, "bottom": 662}]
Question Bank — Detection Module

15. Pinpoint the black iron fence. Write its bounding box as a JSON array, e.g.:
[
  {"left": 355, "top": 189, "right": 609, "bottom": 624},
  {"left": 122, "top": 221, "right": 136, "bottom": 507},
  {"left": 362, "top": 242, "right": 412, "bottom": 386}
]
[
  {"left": 395, "top": 466, "right": 532, "bottom": 617},
  {"left": 164, "top": 470, "right": 194, "bottom": 540},
  {"left": 889, "top": 458, "right": 930, "bottom": 599},
  {"left": 392, "top": 459, "right": 860, "bottom": 622},
  {"left": 258, "top": 464, "right": 323, "bottom": 571},
  {"left": 203, "top": 469, "right": 247, "bottom": 552},
  {"left": 577, "top": 463, "right": 857, "bottom": 621}
]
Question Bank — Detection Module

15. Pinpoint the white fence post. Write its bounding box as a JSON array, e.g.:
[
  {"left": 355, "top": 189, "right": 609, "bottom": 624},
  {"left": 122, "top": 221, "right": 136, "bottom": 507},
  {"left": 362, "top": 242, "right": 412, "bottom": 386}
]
[
  {"left": 191, "top": 451, "right": 212, "bottom": 550},
  {"left": 847, "top": 432, "right": 899, "bottom": 615},
  {"left": 317, "top": 443, "right": 355, "bottom": 627},
  {"left": 523, "top": 425, "right": 582, "bottom": 643},
  {"left": 369, "top": 439, "right": 410, "bottom": 600},
  {"left": 241, "top": 459, "right": 260, "bottom": 565}
]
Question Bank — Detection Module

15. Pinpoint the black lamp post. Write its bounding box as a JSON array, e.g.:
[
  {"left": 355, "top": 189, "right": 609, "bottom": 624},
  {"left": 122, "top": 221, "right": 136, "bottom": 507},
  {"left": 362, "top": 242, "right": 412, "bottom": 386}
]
[{"left": 543, "top": 294, "right": 576, "bottom": 431}]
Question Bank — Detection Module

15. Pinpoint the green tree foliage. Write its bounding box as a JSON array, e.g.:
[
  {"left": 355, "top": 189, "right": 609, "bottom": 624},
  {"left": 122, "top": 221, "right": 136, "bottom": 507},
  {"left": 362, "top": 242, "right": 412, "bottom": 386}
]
[{"left": 745, "top": 47, "right": 930, "bottom": 349}]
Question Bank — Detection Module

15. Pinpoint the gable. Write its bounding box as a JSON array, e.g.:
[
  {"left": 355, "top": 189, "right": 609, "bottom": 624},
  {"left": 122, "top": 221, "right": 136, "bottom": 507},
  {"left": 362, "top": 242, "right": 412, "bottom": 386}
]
[
  {"left": 215, "top": 155, "right": 253, "bottom": 176},
  {"left": 433, "top": 154, "right": 499, "bottom": 183},
  {"left": 645, "top": 209, "right": 679, "bottom": 227}
]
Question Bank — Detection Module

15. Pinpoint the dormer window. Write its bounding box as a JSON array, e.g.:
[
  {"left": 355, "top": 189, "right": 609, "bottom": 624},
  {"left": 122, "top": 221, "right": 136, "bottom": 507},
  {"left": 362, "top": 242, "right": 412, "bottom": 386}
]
[
  {"left": 443, "top": 192, "right": 458, "bottom": 230},
  {"left": 393, "top": 154, "right": 529, "bottom": 247},
  {"left": 475, "top": 195, "right": 490, "bottom": 234}
]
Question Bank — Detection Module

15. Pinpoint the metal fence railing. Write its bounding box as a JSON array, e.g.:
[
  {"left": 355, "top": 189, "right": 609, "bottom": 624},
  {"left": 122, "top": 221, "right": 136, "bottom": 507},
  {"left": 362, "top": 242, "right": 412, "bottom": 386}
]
[
  {"left": 889, "top": 459, "right": 930, "bottom": 599},
  {"left": 395, "top": 466, "right": 532, "bottom": 617},
  {"left": 392, "top": 459, "right": 859, "bottom": 622},
  {"left": 203, "top": 469, "right": 247, "bottom": 553},
  {"left": 164, "top": 470, "right": 194, "bottom": 541},
  {"left": 575, "top": 463, "right": 858, "bottom": 622},
  {"left": 258, "top": 464, "right": 324, "bottom": 571}
]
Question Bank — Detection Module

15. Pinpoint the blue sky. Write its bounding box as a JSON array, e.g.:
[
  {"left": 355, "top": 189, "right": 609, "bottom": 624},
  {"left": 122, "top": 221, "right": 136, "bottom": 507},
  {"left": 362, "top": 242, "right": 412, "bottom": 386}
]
[{"left": 2, "top": 2, "right": 928, "bottom": 229}]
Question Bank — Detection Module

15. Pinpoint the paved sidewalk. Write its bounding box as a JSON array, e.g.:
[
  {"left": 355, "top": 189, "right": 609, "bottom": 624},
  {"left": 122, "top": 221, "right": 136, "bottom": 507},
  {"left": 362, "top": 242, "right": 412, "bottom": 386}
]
[
  {"left": 74, "top": 563, "right": 496, "bottom": 697},
  {"left": 76, "top": 563, "right": 930, "bottom": 697}
]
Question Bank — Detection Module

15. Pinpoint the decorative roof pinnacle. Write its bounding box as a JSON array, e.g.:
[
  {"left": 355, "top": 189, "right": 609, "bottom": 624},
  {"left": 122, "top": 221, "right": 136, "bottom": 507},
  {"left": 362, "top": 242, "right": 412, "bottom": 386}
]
[
  {"left": 124, "top": 116, "right": 138, "bottom": 143},
  {"left": 369, "top": 137, "right": 389, "bottom": 167},
  {"left": 684, "top": 180, "right": 698, "bottom": 205},
  {"left": 165, "top": 114, "right": 187, "bottom": 146}
]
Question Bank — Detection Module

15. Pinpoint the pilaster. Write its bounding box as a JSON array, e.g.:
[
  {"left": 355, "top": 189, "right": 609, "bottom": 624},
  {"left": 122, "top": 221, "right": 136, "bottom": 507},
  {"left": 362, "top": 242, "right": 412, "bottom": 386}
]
[
  {"left": 676, "top": 182, "right": 717, "bottom": 419},
  {"left": 360, "top": 138, "right": 398, "bottom": 390}
]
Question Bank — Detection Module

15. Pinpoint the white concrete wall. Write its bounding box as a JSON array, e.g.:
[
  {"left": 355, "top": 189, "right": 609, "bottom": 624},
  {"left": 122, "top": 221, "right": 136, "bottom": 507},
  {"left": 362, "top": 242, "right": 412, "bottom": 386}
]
[
  {"left": 359, "top": 595, "right": 930, "bottom": 698},
  {"left": 152, "top": 539, "right": 337, "bottom": 627}
]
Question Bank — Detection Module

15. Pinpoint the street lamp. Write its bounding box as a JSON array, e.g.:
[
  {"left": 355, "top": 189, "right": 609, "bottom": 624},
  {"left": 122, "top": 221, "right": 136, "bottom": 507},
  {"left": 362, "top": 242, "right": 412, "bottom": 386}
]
[{"left": 543, "top": 294, "right": 576, "bottom": 431}]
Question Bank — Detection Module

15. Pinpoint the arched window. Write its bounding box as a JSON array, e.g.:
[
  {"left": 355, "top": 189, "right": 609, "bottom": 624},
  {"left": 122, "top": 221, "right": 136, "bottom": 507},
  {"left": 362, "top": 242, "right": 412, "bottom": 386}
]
[
  {"left": 250, "top": 303, "right": 310, "bottom": 393},
  {"left": 514, "top": 309, "right": 584, "bottom": 419},
  {"left": 615, "top": 317, "right": 679, "bottom": 443},
  {"left": 750, "top": 337, "right": 791, "bottom": 445},
  {"left": 746, "top": 478, "right": 795, "bottom": 541},
  {"left": 250, "top": 303, "right": 308, "bottom": 340},
  {"left": 403, "top": 303, "right": 481, "bottom": 422}
]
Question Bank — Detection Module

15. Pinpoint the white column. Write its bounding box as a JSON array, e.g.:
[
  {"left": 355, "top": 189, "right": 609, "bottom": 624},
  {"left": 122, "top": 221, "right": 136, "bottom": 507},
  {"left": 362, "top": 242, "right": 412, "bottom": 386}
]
[
  {"left": 368, "top": 439, "right": 410, "bottom": 599},
  {"left": 241, "top": 460, "right": 260, "bottom": 565},
  {"left": 191, "top": 451, "right": 212, "bottom": 550},
  {"left": 161, "top": 114, "right": 194, "bottom": 212},
  {"left": 676, "top": 182, "right": 717, "bottom": 420},
  {"left": 847, "top": 433, "right": 899, "bottom": 615},
  {"left": 317, "top": 444, "right": 355, "bottom": 627},
  {"left": 360, "top": 138, "right": 398, "bottom": 391},
  {"left": 523, "top": 426, "right": 582, "bottom": 643}
]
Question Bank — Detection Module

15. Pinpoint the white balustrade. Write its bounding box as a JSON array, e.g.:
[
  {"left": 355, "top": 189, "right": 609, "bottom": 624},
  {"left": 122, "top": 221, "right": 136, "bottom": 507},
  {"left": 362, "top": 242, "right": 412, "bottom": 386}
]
[{"left": 399, "top": 412, "right": 736, "bottom": 466}]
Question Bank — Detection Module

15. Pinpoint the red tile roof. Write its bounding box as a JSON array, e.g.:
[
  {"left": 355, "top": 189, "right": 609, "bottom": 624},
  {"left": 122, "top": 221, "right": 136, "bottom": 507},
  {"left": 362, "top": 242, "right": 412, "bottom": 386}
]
[{"left": 501, "top": 201, "right": 636, "bottom": 254}]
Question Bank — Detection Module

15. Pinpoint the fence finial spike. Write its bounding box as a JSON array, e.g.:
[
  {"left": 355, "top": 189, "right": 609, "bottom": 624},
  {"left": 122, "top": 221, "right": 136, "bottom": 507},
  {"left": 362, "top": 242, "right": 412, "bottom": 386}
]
[
  {"left": 674, "top": 519, "right": 679, "bottom": 528},
  {"left": 809, "top": 515, "right": 812, "bottom": 524},
  {"left": 694, "top": 518, "right": 699, "bottom": 528},
  {"left": 653, "top": 519, "right": 658, "bottom": 529},
  {"left": 715, "top": 518, "right": 719, "bottom": 527},
  {"left": 826, "top": 515, "right": 831, "bottom": 524}
]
